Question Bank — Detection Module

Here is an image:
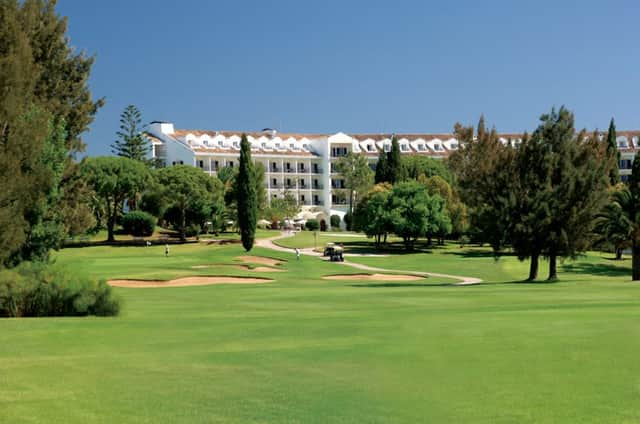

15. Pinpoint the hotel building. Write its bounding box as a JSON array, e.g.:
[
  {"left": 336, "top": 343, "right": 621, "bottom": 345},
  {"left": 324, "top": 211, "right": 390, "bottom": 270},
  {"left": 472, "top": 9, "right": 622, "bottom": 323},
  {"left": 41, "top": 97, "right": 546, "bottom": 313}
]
[{"left": 145, "top": 121, "right": 640, "bottom": 225}]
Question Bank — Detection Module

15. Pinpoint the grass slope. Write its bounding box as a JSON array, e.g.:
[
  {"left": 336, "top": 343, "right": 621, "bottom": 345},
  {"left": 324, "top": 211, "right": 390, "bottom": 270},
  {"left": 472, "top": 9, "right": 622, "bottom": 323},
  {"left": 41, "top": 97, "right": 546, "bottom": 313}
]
[{"left": 1, "top": 242, "right": 639, "bottom": 423}]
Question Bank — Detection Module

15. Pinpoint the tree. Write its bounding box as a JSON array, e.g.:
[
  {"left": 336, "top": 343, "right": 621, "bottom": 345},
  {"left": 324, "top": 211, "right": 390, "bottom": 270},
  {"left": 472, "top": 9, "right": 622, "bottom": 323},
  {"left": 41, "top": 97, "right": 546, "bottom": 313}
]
[
  {"left": 111, "top": 105, "right": 150, "bottom": 162},
  {"left": 334, "top": 152, "right": 374, "bottom": 216},
  {"left": 403, "top": 155, "right": 453, "bottom": 183},
  {"left": 266, "top": 193, "right": 299, "bottom": 229},
  {"left": 374, "top": 145, "right": 389, "bottom": 184},
  {"left": 155, "top": 165, "right": 222, "bottom": 240},
  {"left": 628, "top": 153, "right": 640, "bottom": 280},
  {"left": 530, "top": 108, "right": 608, "bottom": 281},
  {"left": 81, "top": 157, "right": 151, "bottom": 242},
  {"left": 387, "top": 135, "right": 403, "bottom": 184},
  {"left": 419, "top": 175, "right": 463, "bottom": 243},
  {"left": 0, "top": 0, "right": 102, "bottom": 266},
  {"left": 236, "top": 134, "right": 257, "bottom": 251},
  {"left": 449, "top": 117, "right": 517, "bottom": 252},
  {"left": 353, "top": 184, "right": 393, "bottom": 247},
  {"left": 388, "top": 181, "right": 449, "bottom": 251},
  {"left": 594, "top": 185, "right": 633, "bottom": 260},
  {"left": 605, "top": 118, "right": 620, "bottom": 186}
]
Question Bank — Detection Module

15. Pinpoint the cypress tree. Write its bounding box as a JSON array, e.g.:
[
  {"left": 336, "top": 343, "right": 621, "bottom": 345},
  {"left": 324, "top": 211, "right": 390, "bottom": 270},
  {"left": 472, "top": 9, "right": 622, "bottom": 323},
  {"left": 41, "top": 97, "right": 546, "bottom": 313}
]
[
  {"left": 629, "top": 151, "right": 640, "bottom": 280},
  {"left": 605, "top": 118, "right": 620, "bottom": 185},
  {"left": 387, "top": 135, "right": 402, "bottom": 184},
  {"left": 237, "top": 134, "right": 257, "bottom": 251},
  {"left": 374, "top": 144, "right": 389, "bottom": 184}
]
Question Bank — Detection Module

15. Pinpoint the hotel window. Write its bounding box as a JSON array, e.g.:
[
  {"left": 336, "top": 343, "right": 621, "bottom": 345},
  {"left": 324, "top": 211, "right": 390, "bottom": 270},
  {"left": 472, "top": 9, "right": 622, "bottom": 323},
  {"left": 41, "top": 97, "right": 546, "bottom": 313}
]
[
  {"left": 214, "top": 160, "right": 219, "bottom": 170},
  {"left": 218, "top": 140, "right": 224, "bottom": 147},
  {"left": 299, "top": 179, "right": 305, "bottom": 187},
  {"left": 400, "top": 144, "right": 409, "bottom": 151},
  {"left": 198, "top": 160, "right": 204, "bottom": 168},
  {"left": 275, "top": 143, "right": 281, "bottom": 149},
  {"left": 367, "top": 144, "right": 374, "bottom": 152},
  {"left": 383, "top": 144, "right": 390, "bottom": 152},
  {"left": 434, "top": 144, "right": 443, "bottom": 151},
  {"left": 417, "top": 144, "right": 426, "bottom": 151},
  {"left": 261, "top": 142, "right": 267, "bottom": 148},
  {"left": 302, "top": 144, "right": 309, "bottom": 150},
  {"left": 313, "top": 163, "right": 319, "bottom": 173},
  {"left": 290, "top": 143, "right": 295, "bottom": 149},
  {"left": 233, "top": 141, "right": 239, "bottom": 148},
  {"left": 179, "top": 160, "right": 184, "bottom": 164},
  {"left": 301, "top": 195, "right": 305, "bottom": 202},
  {"left": 299, "top": 163, "right": 305, "bottom": 171},
  {"left": 450, "top": 142, "right": 458, "bottom": 149},
  {"left": 272, "top": 178, "right": 277, "bottom": 186},
  {"left": 271, "top": 162, "right": 277, "bottom": 171},
  {"left": 228, "top": 161, "right": 234, "bottom": 168}
]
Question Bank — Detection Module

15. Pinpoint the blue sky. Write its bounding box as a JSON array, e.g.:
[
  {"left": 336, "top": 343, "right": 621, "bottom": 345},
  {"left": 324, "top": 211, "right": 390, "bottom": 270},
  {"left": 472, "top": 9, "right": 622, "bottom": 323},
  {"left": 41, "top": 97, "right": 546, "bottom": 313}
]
[{"left": 57, "top": 0, "right": 640, "bottom": 156}]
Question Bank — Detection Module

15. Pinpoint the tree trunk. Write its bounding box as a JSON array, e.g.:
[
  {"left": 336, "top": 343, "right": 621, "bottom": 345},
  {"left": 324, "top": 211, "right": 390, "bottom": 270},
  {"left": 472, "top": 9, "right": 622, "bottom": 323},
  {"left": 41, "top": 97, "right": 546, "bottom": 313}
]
[
  {"left": 106, "top": 196, "right": 116, "bottom": 242},
  {"left": 180, "top": 206, "right": 187, "bottom": 241},
  {"left": 349, "top": 189, "right": 354, "bottom": 217},
  {"left": 615, "top": 247, "right": 623, "bottom": 260},
  {"left": 527, "top": 253, "right": 539, "bottom": 281},
  {"left": 632, "top": 240, "right": 640, "bottom": 281},
  {"left": 547, "top": 252, "right": 558, "bottom": 281}
]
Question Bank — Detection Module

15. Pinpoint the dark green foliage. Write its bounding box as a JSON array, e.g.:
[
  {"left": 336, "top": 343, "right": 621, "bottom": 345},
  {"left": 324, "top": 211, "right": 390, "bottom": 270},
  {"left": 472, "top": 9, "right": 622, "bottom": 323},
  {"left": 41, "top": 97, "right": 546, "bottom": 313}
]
[
  {"left": 353, "top": 184, "right": 392, "bottom": 246},
  {"left": 388, "top": 181, "right": 451, "bottom": 250},
  {"left": 343, "top": 212, "right": 353, "bottom": 231},
  {"left": 595, "top": 186, "right": 633, "bottom": 260},
  {"left": 237, "top": 134, "right": 257, "bottom": 251},
  {"left": 628, "top": 151, "right": 640, "bottom": 280},
  {"left": 111, "top": 104, "right": 150, "bottom": 163},
  {"left": 450, "top": 117, "right": 516, "bottom": 253},
  {"left": 374, "top": 146, "right": 389, "bottom": 184},
  {"left": 330, "top": 214, "right": 341, "bottom": 229},
  {"left": 0, "top": 0, "right": 101, "bottom": 266},
  {"left": 0, "top": 262, "right": 120, "bottom": 317},
  {"left": 387, "top": 136, "right": 403, "bottom": 184},
  {"left": 81, "top": 157, "right": 151, "bottom": 242},
  {"left": 605, "top": 118, "right": 620, "bottom": 186},
  {"left": 155, "top": 165, "right": 224, "bottom": 241},
  {"left": 122, "top": 211, "right": 156, "bottom": 237},
  {"left": 403, "top": 155, "right": 453, "bottom": 184},
  {"left": 305, "top": 219, "right": 320, "bottom": 231}
]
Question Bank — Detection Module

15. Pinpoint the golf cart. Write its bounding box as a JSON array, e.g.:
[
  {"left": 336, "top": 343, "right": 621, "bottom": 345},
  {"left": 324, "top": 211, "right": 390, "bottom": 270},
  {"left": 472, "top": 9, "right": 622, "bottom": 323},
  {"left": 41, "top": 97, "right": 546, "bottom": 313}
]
[{"left": 324, "top": 243, "right": 344, "bottom": 262}]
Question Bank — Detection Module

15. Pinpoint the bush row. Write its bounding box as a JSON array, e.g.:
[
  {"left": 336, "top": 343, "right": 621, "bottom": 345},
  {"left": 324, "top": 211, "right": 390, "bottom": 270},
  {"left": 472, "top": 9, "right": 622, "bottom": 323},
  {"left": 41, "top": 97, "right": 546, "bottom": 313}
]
[{"left": 0, "top": 263, "right": 121, "bottom": 317}]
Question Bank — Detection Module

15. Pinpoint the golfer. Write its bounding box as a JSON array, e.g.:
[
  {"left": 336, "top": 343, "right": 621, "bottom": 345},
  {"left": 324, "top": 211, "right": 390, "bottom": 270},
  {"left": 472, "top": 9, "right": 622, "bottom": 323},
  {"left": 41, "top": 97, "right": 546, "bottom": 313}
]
[
  {"left": 165, "top": 243, "right": 170, "bottom": 257},
  {"left": 295, "top": 247, "right": 300, "bottom": 260}
]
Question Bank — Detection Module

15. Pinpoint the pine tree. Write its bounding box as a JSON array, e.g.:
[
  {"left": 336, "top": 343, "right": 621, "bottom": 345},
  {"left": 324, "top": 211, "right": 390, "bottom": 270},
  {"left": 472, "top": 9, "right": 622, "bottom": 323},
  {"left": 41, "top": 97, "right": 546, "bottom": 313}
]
[
  {"left": 112, "top": 105, "right": 150, "bottom": 162},
  {"left": 374, "top": 144, "right": 389, "bottom": 184},
  {"left": 605, "top": 118, "right": 620, "bottom": 185},
  {"left": 237, "top": 134, "right": 257, "bottom": 251},
  {"left": 387, "top": 135, "right": 402, "bottom": 184}
]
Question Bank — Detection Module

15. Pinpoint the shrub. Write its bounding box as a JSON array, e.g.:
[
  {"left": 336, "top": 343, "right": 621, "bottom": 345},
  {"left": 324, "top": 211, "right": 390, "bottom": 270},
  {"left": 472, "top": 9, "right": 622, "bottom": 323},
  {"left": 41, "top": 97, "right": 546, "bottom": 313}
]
[
  {"left": 305, "top": 219, "right": 319, "bottom": 231},
  {"left": 122, "top": 211, "right": 156, "bottom": 237},
  {"left": 185, "top": 224, "right": 201, "bottom": 237},
  {"left": 0, "top": 263, "right": 121, "bottom": 317},
  {"left": 344, "top": 212, "right": 353, "bottom": 231},
  {"left": 330, "top": 214, "right": 341, "bottom": 230}
]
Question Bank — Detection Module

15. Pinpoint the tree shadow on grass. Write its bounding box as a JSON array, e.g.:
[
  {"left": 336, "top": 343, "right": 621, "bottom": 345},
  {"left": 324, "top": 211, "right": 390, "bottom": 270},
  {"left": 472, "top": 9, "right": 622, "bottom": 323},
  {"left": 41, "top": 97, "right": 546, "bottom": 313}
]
[
  {"left": 561, "top": 262, "right": 629, "bottom": 278},
  {"left": 441, "top": 250, "right": 518, "bottom": 259},
  {"left": 348, "top": 282, "right": 457, "bottom": 288}
]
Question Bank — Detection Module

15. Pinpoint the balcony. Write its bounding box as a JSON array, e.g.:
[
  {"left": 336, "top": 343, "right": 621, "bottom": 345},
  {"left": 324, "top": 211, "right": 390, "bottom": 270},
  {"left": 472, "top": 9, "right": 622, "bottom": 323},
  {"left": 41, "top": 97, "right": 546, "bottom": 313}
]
[
  {"left": 312, "top": 200, "right": 324, "bottom": 206},
  {"left": 311, "top": 185, "right": 323, "bottom": 190},
  {"left": 269, "top": 167, "right": 281, "bottom": 173}
]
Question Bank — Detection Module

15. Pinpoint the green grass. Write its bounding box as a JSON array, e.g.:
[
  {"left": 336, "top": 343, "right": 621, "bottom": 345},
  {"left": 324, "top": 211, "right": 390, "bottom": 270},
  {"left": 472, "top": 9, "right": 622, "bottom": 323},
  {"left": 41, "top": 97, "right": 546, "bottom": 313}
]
[
  {"left": 1, "top": 241, "right": 640, "bottom": 423},
  {"left": 274, "top": 230, "right": 371, "bottom": 249}
]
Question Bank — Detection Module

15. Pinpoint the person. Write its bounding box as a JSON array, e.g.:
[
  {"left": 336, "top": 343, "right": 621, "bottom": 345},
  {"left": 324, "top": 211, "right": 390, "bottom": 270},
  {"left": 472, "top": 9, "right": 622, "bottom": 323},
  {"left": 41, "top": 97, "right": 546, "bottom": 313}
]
[
  {"left": 295, "top": 247, "right": 300, "bottom": 260},
  {"left": 165, "top": 243, "right": 170, "bottom": 257}
]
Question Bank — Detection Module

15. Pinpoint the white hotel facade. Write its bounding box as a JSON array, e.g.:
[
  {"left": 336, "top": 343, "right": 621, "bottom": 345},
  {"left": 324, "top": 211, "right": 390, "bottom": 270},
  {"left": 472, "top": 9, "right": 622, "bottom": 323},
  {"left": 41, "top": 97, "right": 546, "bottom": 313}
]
[{"left": 145, "top": 121, "right": 640, "bottom": 225}]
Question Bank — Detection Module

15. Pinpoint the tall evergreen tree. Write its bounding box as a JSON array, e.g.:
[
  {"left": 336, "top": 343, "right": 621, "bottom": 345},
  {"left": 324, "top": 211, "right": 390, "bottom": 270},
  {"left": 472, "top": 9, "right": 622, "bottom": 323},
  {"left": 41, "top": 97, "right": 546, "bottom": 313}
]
[
  {"left": 605, "top": 118, "right": 620, "bottom": 185},
  {"left": 236, "top": 134, "right": 257, "bottom": 251},
  {"left": 387, "top": 135, "right": 402, "bottom": 184},
  {"left": 374, "top": 144, "right": 389, "bottom": 184},
  {"left": 628, "top": 152, "right": 640, "bottom": 280},
  {"left": 112, "top": 105, "right": 150, "bottom": 162}
]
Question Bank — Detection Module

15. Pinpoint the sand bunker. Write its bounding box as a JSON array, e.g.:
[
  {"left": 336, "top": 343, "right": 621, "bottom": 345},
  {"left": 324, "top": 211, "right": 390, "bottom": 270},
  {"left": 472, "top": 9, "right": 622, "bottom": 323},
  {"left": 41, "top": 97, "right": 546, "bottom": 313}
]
[
  {"left": 191, "top": 264, "right": 283, "bottom": 272},
  {"left": 108, "top": 276, "right": 273, "bottom": 288},
  {"left": 235, "top": 256, "right": 285, "bottom": 267},
  {"left": 322, "top": 273, "right": 425, "bottom": 281}
]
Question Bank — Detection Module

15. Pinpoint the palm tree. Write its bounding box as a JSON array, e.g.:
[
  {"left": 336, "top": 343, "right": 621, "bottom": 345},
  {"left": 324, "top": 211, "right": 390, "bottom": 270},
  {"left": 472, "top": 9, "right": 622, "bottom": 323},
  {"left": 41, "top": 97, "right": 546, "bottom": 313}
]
[{"left": 595, "top": 191, "right": 633, "bottom": 260}]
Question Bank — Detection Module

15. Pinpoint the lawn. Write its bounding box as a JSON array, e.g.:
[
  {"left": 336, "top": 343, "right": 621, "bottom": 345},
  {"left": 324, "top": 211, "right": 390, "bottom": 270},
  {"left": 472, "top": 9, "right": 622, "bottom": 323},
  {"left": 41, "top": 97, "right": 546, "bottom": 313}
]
[{"left": 1, "top": 241, "right": 640, "bottom": 423}]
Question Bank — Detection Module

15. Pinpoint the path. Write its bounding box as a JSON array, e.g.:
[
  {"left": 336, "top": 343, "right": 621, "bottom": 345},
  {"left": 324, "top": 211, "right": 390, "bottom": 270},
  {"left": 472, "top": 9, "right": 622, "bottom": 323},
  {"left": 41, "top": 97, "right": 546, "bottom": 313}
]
[{"left": 255, "top": 232, "right": 483, "bottom": 286}]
